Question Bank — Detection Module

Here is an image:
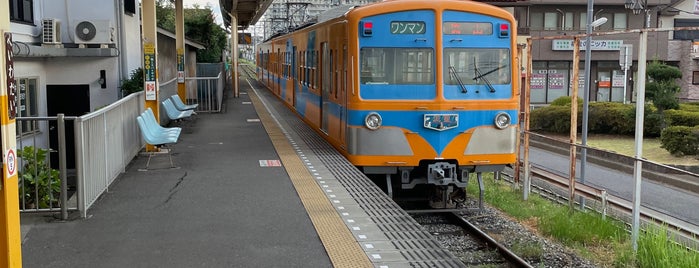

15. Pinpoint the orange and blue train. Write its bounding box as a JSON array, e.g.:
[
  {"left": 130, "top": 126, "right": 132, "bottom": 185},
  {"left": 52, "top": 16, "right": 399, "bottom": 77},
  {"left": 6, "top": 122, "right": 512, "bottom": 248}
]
[{"left": 257, "top": 0, "right": 519, "bottom": 208}]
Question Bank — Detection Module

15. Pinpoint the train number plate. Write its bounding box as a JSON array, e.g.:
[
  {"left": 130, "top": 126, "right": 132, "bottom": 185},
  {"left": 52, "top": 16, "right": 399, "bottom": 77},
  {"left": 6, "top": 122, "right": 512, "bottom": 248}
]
[{"left": 424, "top": 114, "right": 459, "bottom": 131}]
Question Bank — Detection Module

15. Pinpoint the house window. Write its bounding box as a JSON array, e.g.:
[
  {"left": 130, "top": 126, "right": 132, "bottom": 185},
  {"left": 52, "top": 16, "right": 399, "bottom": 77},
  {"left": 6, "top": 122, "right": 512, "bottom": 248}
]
[
  {"left": 613, "top": 13, "right": 627, "bottom": 30},
  {"left": 9, "top": 0, "right": 34, "bottom": 24},
  {"left": 674, "top": 19, "right": 699, "bottom": 40},
  {"left": 564, "top": 12, "right": 574, "bottom": 30},
  {"left": 124, "top": 0, "right": 136, "bottom": 14},
  {"left": 16, "top": 78, "right": 39, "bottom": 135},
  {"left": 544, "top": 12, "right": 559, "bottom": 30},
  {"left": 693, "top": 71, "right": 699, "bottom": 85}
]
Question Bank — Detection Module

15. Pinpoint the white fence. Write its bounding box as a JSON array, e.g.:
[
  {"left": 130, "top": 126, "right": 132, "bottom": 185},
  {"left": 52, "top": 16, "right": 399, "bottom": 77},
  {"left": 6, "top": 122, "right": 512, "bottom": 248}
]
[{"left": 74, "top": 92, "right": 145, "bottom": 218}]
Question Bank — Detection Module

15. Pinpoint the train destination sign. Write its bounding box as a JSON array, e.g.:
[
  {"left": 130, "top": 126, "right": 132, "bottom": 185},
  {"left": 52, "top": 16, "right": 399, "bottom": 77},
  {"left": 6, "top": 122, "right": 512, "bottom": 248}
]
[
  {"left": 390, "top": 21, "right": 426, "bottom": 34},
  {"left": 443, "top": 22, "right": 492, "bottom": 35}
]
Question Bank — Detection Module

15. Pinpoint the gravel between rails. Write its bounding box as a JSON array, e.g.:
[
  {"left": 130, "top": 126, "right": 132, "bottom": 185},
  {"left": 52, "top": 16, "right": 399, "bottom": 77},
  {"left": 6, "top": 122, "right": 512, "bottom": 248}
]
[{"left": 415, "top": 202, "right": 601, "bottom": 268}]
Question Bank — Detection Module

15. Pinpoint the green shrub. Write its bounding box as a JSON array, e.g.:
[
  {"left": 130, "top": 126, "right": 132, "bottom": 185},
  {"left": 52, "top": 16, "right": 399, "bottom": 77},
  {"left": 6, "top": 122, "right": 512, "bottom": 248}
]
[
  {"left": 623, "top": 103, "right": 663, "bottom": 137},
  {"left": 664, "top": 109, "right": 699, "bottom": 127},
  {"left": 679, "top": 102, "right": 699, "bottom": 113},
  {"left": 587, "top": 102, "right": 633, "bottom": 134},
  {"left": 529, "top": 102, "right": 661, "bottom": 137},
  {"left": 120, "top": 67, "right": 144, "bottom": 95},
  {"left": 660, "top": 126, "right": 699, "bottom": 156},
  {"left": 18, "top": 146, "right": 61, "bottom": 209},
  {"left": 550, "top": 96, "right": 583, "bottom": 106},
  {"left": 530, "top": 105, "right": 577, "bottom": 133}
]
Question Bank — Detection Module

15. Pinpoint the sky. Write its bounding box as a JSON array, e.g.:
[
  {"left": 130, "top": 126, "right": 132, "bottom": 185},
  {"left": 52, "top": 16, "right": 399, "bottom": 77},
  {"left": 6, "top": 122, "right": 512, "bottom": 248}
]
[{"left": 185, "top": 0, "right": 224, "bottom": 25}]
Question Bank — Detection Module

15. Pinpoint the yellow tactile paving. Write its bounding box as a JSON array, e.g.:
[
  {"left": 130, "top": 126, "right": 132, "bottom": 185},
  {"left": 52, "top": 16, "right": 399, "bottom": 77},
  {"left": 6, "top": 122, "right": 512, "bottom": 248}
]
[{"left": 248, "top": 84, "right": 373, "bottom": 268}]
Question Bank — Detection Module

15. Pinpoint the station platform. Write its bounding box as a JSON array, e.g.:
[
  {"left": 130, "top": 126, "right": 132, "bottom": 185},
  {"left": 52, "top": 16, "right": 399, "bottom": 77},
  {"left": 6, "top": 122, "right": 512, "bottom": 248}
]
[{"left": 20, "top": 67, "right": 464, "bottom": 268}]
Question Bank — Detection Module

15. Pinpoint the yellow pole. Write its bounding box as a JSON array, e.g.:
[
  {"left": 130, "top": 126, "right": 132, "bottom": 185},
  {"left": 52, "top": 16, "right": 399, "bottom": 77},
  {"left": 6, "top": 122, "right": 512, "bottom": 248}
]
[
  {"left": 175, "top": 0, "right": 186, "bottom": 102},
  {"left": 0, "top": 0, "right": 22, "bottom": 266},
  {"left": 142, "top": 0, "right": 159, "bottom": 152}
]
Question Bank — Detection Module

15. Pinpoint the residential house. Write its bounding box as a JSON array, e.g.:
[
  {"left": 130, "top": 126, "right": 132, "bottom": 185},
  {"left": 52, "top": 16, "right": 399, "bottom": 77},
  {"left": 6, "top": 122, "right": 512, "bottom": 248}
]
[{"left": 485, "top": 0, "right": 699, "bottom": 104}]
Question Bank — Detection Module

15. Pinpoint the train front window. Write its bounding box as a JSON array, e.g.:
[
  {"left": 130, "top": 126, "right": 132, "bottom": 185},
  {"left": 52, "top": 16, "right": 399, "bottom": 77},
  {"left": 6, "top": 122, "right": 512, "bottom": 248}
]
[
  {"left": 360, "top": 48, "right": 434, "bottom": 85},
  {"left": 444, "top": 48, "right": 510, "bottom": 86}
]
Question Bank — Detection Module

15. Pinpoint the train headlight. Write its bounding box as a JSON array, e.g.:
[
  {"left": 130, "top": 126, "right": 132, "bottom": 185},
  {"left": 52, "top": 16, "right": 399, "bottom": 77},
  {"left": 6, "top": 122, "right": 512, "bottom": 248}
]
[
  {"left": 364, "top": 112, "right": 382, "bottom": 130},
  {"left": 494, "top": 112, "right": 511, "bottom": 129}
]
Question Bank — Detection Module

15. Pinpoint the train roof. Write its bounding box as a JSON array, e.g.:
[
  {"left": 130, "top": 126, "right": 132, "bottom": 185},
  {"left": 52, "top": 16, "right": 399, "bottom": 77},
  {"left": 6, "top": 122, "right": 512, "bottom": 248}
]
[
  {"left": 314, "top": 5, "right": 356, "bottom": 24},
  {"left": 263, "top": 5, "right": 356, "bottom": 42}
]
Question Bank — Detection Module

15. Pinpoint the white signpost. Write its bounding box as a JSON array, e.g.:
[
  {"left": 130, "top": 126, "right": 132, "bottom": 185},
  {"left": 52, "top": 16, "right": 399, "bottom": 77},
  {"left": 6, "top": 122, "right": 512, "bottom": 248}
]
[{"left": 619, "top": 44, "right": 633, "bottom": 104}]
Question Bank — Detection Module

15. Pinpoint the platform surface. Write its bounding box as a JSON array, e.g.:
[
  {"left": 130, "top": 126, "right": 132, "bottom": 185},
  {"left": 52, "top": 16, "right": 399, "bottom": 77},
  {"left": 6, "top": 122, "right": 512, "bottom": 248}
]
[{"left": 20, "top": 68, "right": 463, "bottom": 268}]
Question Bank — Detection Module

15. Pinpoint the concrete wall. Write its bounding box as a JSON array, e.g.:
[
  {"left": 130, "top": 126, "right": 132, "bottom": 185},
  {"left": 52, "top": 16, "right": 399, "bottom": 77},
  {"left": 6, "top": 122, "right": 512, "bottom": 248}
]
[{"left": 156, "top": 30, "right": 200, "bottom": 96}]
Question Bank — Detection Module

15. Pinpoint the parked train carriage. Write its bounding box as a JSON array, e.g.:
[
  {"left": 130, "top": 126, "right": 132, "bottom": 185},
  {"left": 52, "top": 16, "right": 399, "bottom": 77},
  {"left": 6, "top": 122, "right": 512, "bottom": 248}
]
[{"left": 257, "top": 0, "right": 519, "bottom": 208}]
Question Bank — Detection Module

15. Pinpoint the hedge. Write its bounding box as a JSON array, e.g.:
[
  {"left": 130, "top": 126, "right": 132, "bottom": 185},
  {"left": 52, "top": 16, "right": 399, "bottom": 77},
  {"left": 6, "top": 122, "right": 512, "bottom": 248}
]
[
  {"left": 660, "top": 126, "right": 699, "bottom": 156},
  {"left": 664, "top": 109, "right": 699, "bottom": 127},
  {"left": 529, "top": 102, "right": 662, "bottom": 137}
]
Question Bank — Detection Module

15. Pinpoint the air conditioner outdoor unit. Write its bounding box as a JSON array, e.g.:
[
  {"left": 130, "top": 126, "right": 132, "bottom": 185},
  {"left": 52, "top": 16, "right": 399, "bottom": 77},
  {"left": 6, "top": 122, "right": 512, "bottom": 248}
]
[
  {"left": 73, "top": 20, "right": 114, "bottom": 45},
  {"left": 42, "top": 18, "right": 61, "bottom": 44}
]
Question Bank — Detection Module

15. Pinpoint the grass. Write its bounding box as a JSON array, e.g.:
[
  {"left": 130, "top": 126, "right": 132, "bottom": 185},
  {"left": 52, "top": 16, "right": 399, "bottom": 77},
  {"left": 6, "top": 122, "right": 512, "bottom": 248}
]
[
  {"left": 537, "top": 133, "right": 699, "bottom": 166},
  {"left": 466, "top": 175, "right": 699, "bottom": 267}
]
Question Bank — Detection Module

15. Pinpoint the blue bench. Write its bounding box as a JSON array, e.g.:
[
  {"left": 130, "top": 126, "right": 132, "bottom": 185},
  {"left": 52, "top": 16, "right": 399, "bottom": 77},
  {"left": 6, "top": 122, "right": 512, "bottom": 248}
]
[
  {"left": 143, "top": 108, "right": 181, "bottom": 136},
  {"left": 136, "top": 109, "right": 182, "bottom": 170},
  {"left": 162, "top": 98, "right": 194, "bottom": 121},
  {"left": 170, "top": 95, "right": 198, "bottom": 111}
]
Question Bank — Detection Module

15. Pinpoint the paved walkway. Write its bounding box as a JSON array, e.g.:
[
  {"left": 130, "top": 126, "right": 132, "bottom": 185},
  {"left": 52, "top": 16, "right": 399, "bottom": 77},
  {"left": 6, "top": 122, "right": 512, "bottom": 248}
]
[{"left": 20, "top": 85, "right": 333, "bottom": 267}]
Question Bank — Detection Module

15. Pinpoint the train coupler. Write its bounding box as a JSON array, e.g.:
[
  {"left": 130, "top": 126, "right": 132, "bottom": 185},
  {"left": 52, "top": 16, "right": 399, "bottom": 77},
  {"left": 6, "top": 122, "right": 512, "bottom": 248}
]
[{"left": 427, "top": 162, "right": 466, "bottom": 187}]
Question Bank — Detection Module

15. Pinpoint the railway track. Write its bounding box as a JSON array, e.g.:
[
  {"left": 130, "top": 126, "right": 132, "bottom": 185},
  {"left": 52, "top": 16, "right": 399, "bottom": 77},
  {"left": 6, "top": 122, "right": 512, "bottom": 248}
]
[{"left": 410, "top": 211, "right": 532, "bottom": 267}]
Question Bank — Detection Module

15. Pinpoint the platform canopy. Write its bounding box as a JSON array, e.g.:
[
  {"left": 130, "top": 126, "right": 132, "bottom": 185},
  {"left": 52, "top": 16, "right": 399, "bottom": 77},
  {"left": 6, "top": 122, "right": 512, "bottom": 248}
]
[{"left": 219, "top": 0, "right": 274, "bottom": 29}]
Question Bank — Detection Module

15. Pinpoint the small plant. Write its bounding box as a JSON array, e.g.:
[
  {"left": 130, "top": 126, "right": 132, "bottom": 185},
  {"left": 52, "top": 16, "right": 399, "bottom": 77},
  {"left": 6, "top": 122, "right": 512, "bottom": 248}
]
[
  {"left": 120, "top": 67, "right": 144, "bottom": 96},
  {"left": 18, "top": 146, "right": 61, "bottom": 209}
]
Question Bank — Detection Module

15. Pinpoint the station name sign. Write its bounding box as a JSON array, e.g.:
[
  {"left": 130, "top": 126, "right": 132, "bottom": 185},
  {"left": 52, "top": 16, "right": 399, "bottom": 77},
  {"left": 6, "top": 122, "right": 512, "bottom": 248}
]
[{"left": 552, "top": 40, "right": 624, "bottom": 51}]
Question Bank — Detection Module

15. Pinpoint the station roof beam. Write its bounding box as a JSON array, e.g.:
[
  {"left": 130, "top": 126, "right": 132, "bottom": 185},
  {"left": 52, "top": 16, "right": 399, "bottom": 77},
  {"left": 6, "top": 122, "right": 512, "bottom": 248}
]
[{"left": 219, "top": 0, "right": 274, "bottom": 29}]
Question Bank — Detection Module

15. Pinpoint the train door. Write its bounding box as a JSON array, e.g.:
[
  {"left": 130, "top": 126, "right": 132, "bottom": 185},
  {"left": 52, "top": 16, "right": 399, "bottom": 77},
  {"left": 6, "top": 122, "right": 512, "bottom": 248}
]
[
  {"left": 266, "top": 49, "right": 270, "bottom": 85},
  {"left": 321, "top": 42, "right": 331, "bottom": 134},
  {"left": 341, "top": 44, "right": 347, "bottom": 145},
  {"left": 277, "top": 48, "right": 282, "bottom": 95},
  {"left": 292, "top": 46, "right": 297, "bottom": 107}
]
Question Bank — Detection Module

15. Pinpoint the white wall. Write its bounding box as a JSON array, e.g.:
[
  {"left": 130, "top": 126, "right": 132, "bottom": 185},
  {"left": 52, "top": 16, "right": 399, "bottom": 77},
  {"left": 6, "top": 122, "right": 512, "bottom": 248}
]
[
  {"left": 122, "top": 9, "right": 143, "bottom": 77},
  {"left": 11, "top": 0, "right": 143, "bottom": 111},
  {"left": 41, "top": 0, "right": 117, "bottom": 45},
  {"left": 43, "top": 58, "right": 121, "bottom": 110}
]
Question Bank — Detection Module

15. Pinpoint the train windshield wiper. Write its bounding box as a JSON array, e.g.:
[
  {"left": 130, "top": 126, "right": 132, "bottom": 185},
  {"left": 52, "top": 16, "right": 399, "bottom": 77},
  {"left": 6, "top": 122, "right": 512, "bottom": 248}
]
[
  {"left": 473, "top": 58, "right": 496, "bottom": 93},
  {"left": 473, "top": 64, "right": 505, "bottom": 80},
  {"left": 448, "top": 66, "right": 468, "bottom": 93}
]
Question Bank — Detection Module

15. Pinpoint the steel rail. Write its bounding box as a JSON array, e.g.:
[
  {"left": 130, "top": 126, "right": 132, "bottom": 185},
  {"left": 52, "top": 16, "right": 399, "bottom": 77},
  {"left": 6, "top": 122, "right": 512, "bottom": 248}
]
[{"left": 445, "top": 212, "right": 533, "bottom": 268}]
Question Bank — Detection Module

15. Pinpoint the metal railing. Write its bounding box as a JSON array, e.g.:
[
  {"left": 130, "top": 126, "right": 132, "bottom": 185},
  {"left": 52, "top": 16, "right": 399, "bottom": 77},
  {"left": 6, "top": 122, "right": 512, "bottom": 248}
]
[
  {"left": 186, "top": 73, "right": 224, "bottom": 112},
  {"left": 516, "top": 133, "right": 699, "bottom": 249},
  {"left": 18, "top": 71, "right": 224, "bottom": 218},
  {"left": 74, "top": 92, "right": 145, "bottom": 218},
  {"left": 17, "top": 115, "right": 75, "bottom": 220}
]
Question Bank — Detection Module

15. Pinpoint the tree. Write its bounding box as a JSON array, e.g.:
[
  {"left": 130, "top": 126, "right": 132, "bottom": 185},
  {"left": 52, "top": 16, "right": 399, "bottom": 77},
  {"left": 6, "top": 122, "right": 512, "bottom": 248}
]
[
  {"left": 645, "top": 61, "right": 682, "bottom": 112},
  {"left": 155, "top": 1, "right": 227, "bottom": 63}
]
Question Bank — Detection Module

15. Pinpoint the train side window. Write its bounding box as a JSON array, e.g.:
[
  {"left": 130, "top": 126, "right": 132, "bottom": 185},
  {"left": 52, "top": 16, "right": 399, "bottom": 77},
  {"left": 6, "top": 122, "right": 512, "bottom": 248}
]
[
  {"left": 305, "top": 51, "right": 310, "bottom": 86},
  {"left": 360, "top": 47, "right": 434, "bottom": 84},
  {"left": 360, "top": 48, "right": 386, "bottom": 84},
  {"left": 313, "top": 50, "right": 319, "bottom": 89}
]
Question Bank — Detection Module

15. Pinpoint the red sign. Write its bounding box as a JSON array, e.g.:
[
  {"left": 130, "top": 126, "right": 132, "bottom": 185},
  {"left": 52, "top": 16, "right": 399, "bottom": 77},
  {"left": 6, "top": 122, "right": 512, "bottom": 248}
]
[{"left": 4, "top": 32, "right": 16, "bottom": 119}]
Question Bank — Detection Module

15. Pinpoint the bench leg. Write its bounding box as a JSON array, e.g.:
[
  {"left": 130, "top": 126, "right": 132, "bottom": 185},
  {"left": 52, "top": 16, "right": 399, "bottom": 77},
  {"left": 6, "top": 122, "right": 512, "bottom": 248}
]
[{"left": 138, "top": 146, "right": 180, "bottom": 171}]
